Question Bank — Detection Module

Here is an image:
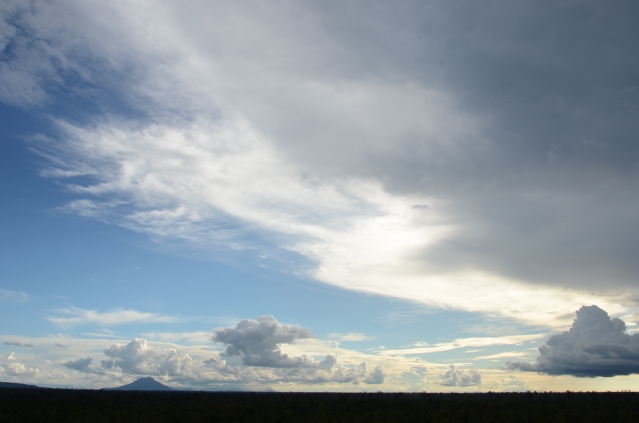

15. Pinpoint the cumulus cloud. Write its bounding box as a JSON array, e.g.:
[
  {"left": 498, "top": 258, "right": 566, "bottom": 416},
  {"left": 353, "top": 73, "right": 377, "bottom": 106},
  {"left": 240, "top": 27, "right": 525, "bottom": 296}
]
[
  {"left": 364, "top": 366, "right": 385, "bottom": 384},
  {"left": 1, "top": 352, "right": 38, "bottom": 377},
  {"left": 64, "top": 357, "right": 93, "bottom": 372},
  {"left": 48, "top": 307, "right": 178, "bottom": 327},
  {"left": 440, "top": 365, "right": 481, "bottom": 387},
  {"left": 213, "top": 316, "right": 336, "bottom": 369},
  {"left": 0, "top": 331, "right": 399, "bottom": 389},
  {"left": 102, "top": 338, "right": 193, "bottom": 376},
  {"left": 4, "top": 341, "right": 34, "bottom": 347},
  {"left": 508, "top": 305, "right": 639, "bottom": 377},
  {"left": 2, "top": 361, "right": 26, "bottom": 376},
  {"left": 0, "top": 288, "right": 29, "bottom": 303}
]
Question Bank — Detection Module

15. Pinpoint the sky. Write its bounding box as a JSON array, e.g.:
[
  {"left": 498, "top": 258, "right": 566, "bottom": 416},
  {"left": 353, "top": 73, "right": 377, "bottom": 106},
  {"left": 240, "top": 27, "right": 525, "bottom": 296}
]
[{"left": 1, "top": 0, "right": 639, "bottom": 392}]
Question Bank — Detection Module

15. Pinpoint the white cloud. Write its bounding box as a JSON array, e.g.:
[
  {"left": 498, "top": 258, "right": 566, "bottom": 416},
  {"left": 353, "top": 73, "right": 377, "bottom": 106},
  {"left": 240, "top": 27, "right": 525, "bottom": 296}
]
[
  {"left": 142, "top": 331, "right": 213, "bottom": 345},
  {"left": 0, "top": 288, "right": 29, "bottom": 303},
  {"left": 473, "top": 352, "right": 529, "bottom": 361},
  {"left": 1, "top": 353, "right": 39, "bottom": 377},
  {"left": 43, "top": 118, "right": 628, "bottom": 327},
  {"left": 327, "top": 333, "right": 374, "bottom": 342},
  {"left": 379, "top": 334, "right": 546, "bottom": 356},
  {"left": 48, "top": 307, "right": 179, "bottom": 327}
]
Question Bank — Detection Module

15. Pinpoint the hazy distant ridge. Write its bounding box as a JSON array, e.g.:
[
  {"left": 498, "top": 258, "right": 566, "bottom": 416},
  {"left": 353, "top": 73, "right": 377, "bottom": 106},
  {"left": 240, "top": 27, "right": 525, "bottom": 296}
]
[
  {"left": 0, "top": 381, "right": 40, "bottom": 389},
  {"left": 104, "top": 377, "right": 173, "bottom": 391}
]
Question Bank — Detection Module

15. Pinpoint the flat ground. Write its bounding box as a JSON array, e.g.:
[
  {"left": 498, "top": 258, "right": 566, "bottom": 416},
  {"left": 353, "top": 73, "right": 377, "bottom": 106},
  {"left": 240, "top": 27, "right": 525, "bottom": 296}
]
[{"left": 1, "top": 389, "right": 637, "bottom": 422}]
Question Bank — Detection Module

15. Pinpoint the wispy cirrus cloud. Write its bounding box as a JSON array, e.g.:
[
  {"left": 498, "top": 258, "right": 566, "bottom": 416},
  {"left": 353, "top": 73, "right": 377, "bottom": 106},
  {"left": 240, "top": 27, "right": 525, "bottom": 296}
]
[
  {"left": 473, "top": 352, "right": 529, "bottom": 361},
  {"left": 379, "top": 334, "right": 545, "bottom": 356},
  {"left": 48, "top": 307, "right": 179, "bottom": 327},
  {"left": 327, "top": 333, "right": 374, "bottom": 342},
  {"left": 142, "top": 331, "right": 213, "bottom": 345},
  {"left": 0, "top": 288, "right": 29, "bottom": 303}
]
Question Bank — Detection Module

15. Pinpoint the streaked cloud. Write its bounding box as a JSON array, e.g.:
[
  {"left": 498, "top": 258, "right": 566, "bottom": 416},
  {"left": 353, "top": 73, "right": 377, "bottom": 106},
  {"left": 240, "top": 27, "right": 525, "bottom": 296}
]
[
  {"left": 142, "top": 331, "right": 213, "bottom": 345},
  {"left": 4, "top": 341, "right": 34, "bottom": 348},
  {"left": 327, "top": 333, "right": 374, "bottom": 342},
  {"left": 473, "top": 352, "right": 529, "bottom": 361},
  {"left": 41, "top": 118, "right": 628, "bottom": 327},
  {"left": 0, "top": 288, "right": 29, "bottom": 303},
  {"left": 48, "top": 307, "right": 179, "bottom": 327},
  {"left": 379, "top": 334, "right": 546, "bottom": 356}
]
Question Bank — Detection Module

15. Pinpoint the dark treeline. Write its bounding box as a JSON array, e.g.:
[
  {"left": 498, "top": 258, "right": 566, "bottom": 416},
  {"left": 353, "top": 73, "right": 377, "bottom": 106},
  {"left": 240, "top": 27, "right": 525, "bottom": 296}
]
[{"left": 1, "top": 388, "right": 638, "bottom": 422}]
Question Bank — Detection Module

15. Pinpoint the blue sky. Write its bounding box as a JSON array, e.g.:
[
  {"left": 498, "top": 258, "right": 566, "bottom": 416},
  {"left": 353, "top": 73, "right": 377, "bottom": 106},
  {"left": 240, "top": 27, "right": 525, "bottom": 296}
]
[{"left": 1, "top": 0, "right": 639, "bottom": 391}]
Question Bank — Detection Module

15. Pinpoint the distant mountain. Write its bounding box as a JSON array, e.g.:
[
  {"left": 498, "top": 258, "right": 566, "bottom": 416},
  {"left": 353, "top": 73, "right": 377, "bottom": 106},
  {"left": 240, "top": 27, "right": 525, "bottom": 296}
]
[
  {"left": 105, "top": 377, "right": 174, "bottom": 391},
  {"left": 0, "top": 381, "right": 40, "bottom": 389}
]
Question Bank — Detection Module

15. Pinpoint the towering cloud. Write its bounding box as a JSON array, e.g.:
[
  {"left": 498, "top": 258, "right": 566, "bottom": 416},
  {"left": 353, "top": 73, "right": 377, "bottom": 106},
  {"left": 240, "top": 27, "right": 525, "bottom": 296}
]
[
  {"left": 508, "top": 305, "right": 639, "bottom": 377},
  {"left": 213, "top": 316, "right": 336, "bottom": 369}
]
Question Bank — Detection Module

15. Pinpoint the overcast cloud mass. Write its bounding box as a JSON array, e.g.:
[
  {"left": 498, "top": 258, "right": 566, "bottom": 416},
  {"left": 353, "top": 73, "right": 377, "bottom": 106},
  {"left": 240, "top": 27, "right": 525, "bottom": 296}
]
[{"left": 1, "top": 0, "right": 639, "bottom": 391}]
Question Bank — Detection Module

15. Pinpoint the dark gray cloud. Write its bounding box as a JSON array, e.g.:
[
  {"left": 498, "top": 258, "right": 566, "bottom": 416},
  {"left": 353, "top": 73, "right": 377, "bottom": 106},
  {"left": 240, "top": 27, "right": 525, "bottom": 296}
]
[
  {"left": 508, "top": 305, "right": 639, "bottom": 377},
  {"left": 64, "top": 357, "right": 93, "bottom": 372},
  {"left": 440, "top": 365, "right": 481, "bottom": 387},
  {"left": 363, "top": 366, "right": 385, "bottom": 385},
  {"left": 213, "top": 316, "right": 336, "bottom": 369},
  {"left": 4, "top": 341, "right": 33, "bottom": 347},
  {"left": 309, "top": 0, "right": 639, "bottom": 292}
]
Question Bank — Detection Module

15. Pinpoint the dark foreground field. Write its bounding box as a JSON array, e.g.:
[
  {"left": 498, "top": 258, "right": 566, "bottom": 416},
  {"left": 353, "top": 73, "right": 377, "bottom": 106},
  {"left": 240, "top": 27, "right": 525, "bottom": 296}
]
[{"left": 1, "top": 389, "right": 638, "bottom": 423}]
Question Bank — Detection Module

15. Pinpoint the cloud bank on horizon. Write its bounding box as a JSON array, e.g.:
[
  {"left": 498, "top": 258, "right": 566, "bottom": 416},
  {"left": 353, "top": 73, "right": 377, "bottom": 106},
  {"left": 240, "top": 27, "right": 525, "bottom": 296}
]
[
  {"left": 39, "top": 316, "right": 389, "bottom": 389},
  {"left": 4, "top": 307, "right": 639, "bottom": 390}
]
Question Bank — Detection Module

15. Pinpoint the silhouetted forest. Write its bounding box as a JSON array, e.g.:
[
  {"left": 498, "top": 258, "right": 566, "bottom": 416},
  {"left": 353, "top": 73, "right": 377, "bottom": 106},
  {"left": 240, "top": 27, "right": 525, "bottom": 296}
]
[{"left": 1, "top": 388, "right": 638, "bottom": 422}]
